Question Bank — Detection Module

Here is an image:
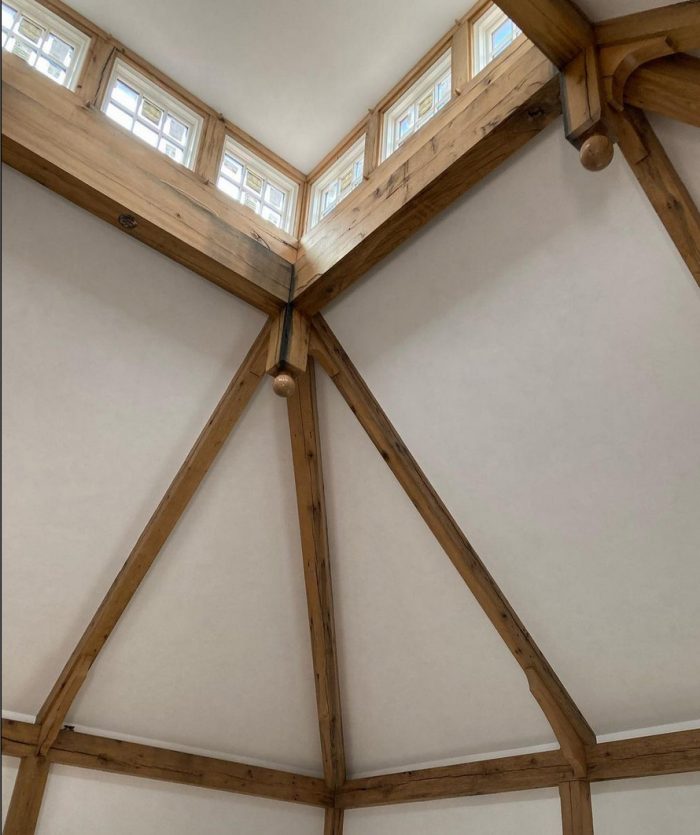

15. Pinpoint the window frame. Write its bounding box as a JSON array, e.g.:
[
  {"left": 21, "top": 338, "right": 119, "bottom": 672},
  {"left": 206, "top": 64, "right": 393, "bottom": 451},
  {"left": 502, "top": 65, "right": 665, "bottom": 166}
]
[
  {"left": 1, "top": 0, "right": 90, "bottom": 90},
  {"left": 101, "top": 57, "right": 204, "bottom": 170},
  {"left": 472, "top": 3, "right": 522, "bottom": 76},
  {"left": 381, "top": 48, "right": 452, "bottom": 162},
  {"left": 308, "top": 135, "right": 366, "bottom": 230},
  {"left": 217, "top": 135, "right": 299, "bottom": 235}
]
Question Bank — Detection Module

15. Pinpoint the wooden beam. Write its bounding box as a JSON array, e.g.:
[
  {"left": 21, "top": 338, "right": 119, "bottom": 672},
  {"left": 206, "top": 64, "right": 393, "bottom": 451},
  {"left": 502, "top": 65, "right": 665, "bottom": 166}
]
[
  {"left": 309, "top": 316, "right": 595, "bottom": 748},
  {"left": 2, "top": 719, "right": 332, "bottom": 807},
  {"left": 34, "top": 321, "right": 272, "bottom": 756},
  {"left": 560, "top": 780, "right": 594, "bottom": 835},
  {"left": 294, "top": 41, "right": 560, "bottom": 314},
  {"left": 451, "top": 18, "right": 471, "bottom": 96},
  {"left": 335, "top": 728, "right": 700, "bottom": 808},
  {"left": 337, "top": 749, "right": 574, "bottom": 808},
  {"left": 494, "top": 0, "right": 593, "bottom": 68},
  {"left": 595, "top": 2, "right": 700, "bottom": 53},
  {"left": 586, "top": 728, "right": 700, "bottom": 781},
  {"left": 3, "top": 755, "right": 50, "bottom": 835},
  {"left": 625, "top": 53, "right": 700, "bottom": 128},
  {"left": 526, "top": 668, "right": 588, "bottom": 777},
  {"left": 287, "top": 360, "right": 346, "bottom": 789},
  {"left": 561, "top": 46, "right": 605, "bottom": 146},
  {"left": 324, "top": 808, "right": 344, "bottom": 835},
  {"left": 266, "top": 306, "right": 311, "bottom": 377},
  {"left": 614, "top": 107, "right": 700, "bottom": 287},
  {"left": 2, "top": 54, "right": 293, "bottom": 315}
]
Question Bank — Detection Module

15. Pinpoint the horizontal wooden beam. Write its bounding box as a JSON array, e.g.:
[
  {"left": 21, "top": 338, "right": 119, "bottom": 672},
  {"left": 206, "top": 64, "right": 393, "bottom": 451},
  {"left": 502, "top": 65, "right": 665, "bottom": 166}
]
[
  {"left": 336, "top": 728, "right": 700, "bottom": 808},
  {"left": 2, "top": 719, "right": 333, "bottom": 807},
  {"left": 595, "top": 2, "right": 700, "bottom": 53},
  {"left": 625, "top": 53, "right": 700, "bottom": 128},
  {"left": 294, "top": 41, "right": 560, "bottom": 314},
  {"left": 2, "top": 54, "right": 293, "bottom": 315},
  {"left": 34, "top": 321, "right": 271, "bottom": 755},
  {"left": 494, "top": 0, "right": 593, "bottom": 68},
  {"left": 309, "top": 316, "right": 595, "bottom": 749}
]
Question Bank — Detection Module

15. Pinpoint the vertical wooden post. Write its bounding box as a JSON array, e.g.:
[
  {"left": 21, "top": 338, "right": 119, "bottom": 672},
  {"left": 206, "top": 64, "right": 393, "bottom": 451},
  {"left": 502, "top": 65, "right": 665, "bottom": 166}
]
[
  {"left": 75, "top": 34, "right": 115, "bottom": 108},
  {"left": 560, "top": 780, "right": 594, "bottom": 835},
  {"left": 451, "top": 19, "right": 471, "bottom": 95},
  {"left": 3, "top": 755, "right": 50, "bottom": 835},
  {"left": 324, "top": 808, "right": 344, "bottom": 835},
  {"left": 363, "top": 110, "right": 381, "bottom": 180},
  {"left": 195, "top": 114, "right": 226, "bottom": 184}
]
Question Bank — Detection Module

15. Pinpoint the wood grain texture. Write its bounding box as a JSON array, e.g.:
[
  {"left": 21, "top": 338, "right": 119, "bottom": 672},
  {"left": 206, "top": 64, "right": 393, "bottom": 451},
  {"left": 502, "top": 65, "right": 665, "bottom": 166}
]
[
  {"left": 560, "top": 780, "right": 594, "bottom": 835},
  {"left": 267, "top": 307, "right": 311, "bottom": 376},
  {"left": 595, "top": 1, "right": 700, "bottom": 53},
  {"left": 561, "top": 46, "right": 604, "bottom": 144},
  {"left": 2, "top": 754, "right": 50, "bottom": 835},
  {"left": 625, "top": 53, "right": 700, "bottom": 127},
  {"left": 309, "top": 316, "right": 595, "bottom": 748},
  {"left": 2, "top": 720, "right": 332, "bottom": 807},
  {"left": 2, "top": 54, "right": 293, "bottom": 314},
  {"left": 615, "top": 106, "right": 700, "bottom": 287},
  {"left": 34, "top": 321, "right": 272, "bottom": 755},
  {"left": 495, "top": 0, "right": 593, "bottom": 68},
  {"left": 324, "top": 808, "right": 344, "bottom": 834},
  {"left": 587, "top": 728, "right": 700, "bottom": 781},
  {"left": 295, "top": 42, "right": 560, "bottom": 313},
  {"left": 287, "top": 360, "right": 346, "bottom": 789}
]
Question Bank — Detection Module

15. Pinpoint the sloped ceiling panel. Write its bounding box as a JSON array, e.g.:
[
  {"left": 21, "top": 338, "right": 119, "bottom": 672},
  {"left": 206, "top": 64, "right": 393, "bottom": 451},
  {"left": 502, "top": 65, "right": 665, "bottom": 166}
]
[
  {"left": 323, "top": 121, "right": 700, "bottom": 740},
  {"left": 317, "top": 371, "right": 555, "bottom": 776},
  {"left": 36, "top": 765, "right": 324, "bottom": 835},
  {"left": 343, "top": 787, "right": 561, "bottom": 835},
  {"left": 70, "top": 386, "right": 322, "bottom": 772}
]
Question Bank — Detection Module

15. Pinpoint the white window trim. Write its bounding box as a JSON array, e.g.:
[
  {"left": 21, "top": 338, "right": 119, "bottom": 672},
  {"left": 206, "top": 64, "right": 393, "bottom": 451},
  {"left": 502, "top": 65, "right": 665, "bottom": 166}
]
[
  {"left": 472, "top": 4, "right": 521, "bottom": 76},
  {"left": 102, "top": 57, "right": 204, "bottom": 170},
  {"left": 381, "top": 49, "right": 452, "bottom": 162},
  {"left": 1, "top": 0, "right": 90, "bottom": 90},
  {"left": 218, "top": 136, "right": 299, "bottom": 234},
  {"left": 309, "top": 135, "right": 365, "bottom": 230}
]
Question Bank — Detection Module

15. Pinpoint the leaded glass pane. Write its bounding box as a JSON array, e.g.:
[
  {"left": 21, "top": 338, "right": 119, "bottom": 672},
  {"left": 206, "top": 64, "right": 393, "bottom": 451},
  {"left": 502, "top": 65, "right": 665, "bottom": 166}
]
[
  {"left": 17, "top": 15, "right": 42, "bottom": 43},
  {"left": 134, "top": 120, "right": 159, "bottom": 147},
  {"left": 140, "top": 98, "right": 163, "bottom": 126},
  {"left": 105, "top": 102, "right": 134, "bottom": 131},
  {"left": 245, "top": 170, "right": 264, "bottom": 195},
  {"left": 159, "top": 138, "right": 184, "bottom": 163},
  {"left": 222, "top": 154, "right": 243, "bottom": 183},
  {"left": 164, "top": 115, "right": 187, "bottom": 144},
  {"left": 217, "top": 177, "right": 240, "bottom": 200},
  {"left": 2, "top": 4, "right": 17, "bottom": 29},
  {"left": 418, "top": 91, "right": 433, "bottom": 119},
  {"left": 44, "top": 33, "right": 71, "bottom": 65},
  {"left": 113, "top": 79, "right": 139, "bottom": 112},
  {"left": 243, "top": 193, "right": 261, "bottom": 212},
  {"left": 339, "top": 167, "right": 353, "bottom": 192},
  {"left": 12, "top": 38, "right": 36, "bottom": 61},
  {"left": 265, "top": 184, "right": 284, "bottom": 209},
  {"left": 36, "top": 54, "right": 66, "bottom": 83},
  {"left": 261, "top": 206, "right": 282, "bottom": 227}
]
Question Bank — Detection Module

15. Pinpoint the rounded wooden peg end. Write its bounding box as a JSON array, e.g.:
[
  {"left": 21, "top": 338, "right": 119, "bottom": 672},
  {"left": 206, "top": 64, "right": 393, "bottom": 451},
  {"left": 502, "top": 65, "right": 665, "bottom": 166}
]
[
  {"left": 580, "top": 134, "right": 614, "bottom": 172},
  {"left": 272, "top": 372, "right": 296, "bottom": 398}
]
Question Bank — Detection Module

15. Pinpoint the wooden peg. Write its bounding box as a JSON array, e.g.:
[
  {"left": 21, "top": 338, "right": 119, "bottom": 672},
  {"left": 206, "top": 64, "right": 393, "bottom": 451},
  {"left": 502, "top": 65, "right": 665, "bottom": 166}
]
[
  {"left": 580, "top": 133, "right": 614, "bottom": 171},
  {"left": 272, "top": 371, "right": 296, "bottom": 398}
]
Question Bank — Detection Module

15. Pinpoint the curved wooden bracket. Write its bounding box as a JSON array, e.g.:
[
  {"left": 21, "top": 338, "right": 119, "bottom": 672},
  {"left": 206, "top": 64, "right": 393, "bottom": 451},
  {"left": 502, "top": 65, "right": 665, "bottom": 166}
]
[{"left": 601, "top": 36, "right": 676, "bottom": 111}]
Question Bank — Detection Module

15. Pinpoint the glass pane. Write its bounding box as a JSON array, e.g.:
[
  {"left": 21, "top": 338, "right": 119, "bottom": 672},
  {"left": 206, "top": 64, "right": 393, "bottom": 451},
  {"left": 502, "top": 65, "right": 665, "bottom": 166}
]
[
  {"left": 243, "top": 193, "right": 261, "bottom": 212},
  {"left": 17, "top": 15, "right": 43, "bottom": 44},
  {"left": 217, "top": 177, "right": 240, "bottom": 200},
  {"left": 164, "top": 115, "right": 187, "bottom": 144},
  {"left": 159, "top": 138, "right": 184, "bottom": 163},
  {"left": 44, "top": 33, "right": 72, "bottom": 66},
  {"left": 437, "top": 76, "right": 450, "bottom": 103},
  {"left": 105, "top": 102, "right": 134, "bottom": 131},
  {"left": 36, "top": 54, "right": 66, "bottom": 84},
  {"left": 492, "top": 19, "right": 514, "bottom": 56},
  {"left": 2, "top": 4, "right": 17, "bottom": 30},
  {"left": 398, "top": 112, "right": 413, "bottom": 140},
  {"left": 222, "top": 154, "right": 243, "bottom": 183},
  {"left": 353, "top": 159, "right": 363, "bottom": 181},
  {"left": 417, "top": 91, "right": 433, "bottom": 119},
  {"left": 245, "top": 170, "right": 264, "bottom": 195},
  {"left": 140, "top": 98, "right": 163, "bottom": 126},
  {"left": 339, "top": 167, "right": 353, "bottom": 192},
  {"left": 265, "top": 183, "right": 284, "bottom": 209},
  {"left": 134, "top": 120, "right": 159, "bottom": 147},
  {"left": 261, "top": 206, "right": 282, "bottom": 227},
  {"left": 12, "top": 38, "right": 36, "bottom": 62},
  {"left": 112, "top": 79, "right": 139, "bottom": 112},
  {"left": 324, "top": 182, "right": 338, "bottom": 207}
]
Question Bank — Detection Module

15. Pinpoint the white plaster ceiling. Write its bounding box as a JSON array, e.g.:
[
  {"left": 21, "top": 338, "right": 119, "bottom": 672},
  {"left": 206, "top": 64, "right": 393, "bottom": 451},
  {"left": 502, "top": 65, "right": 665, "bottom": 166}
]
[{"left": 64, "top": 0, "right": 675, "bottom": 173}]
